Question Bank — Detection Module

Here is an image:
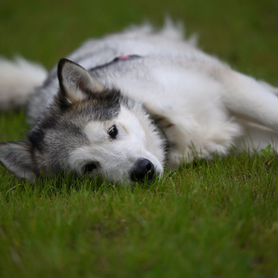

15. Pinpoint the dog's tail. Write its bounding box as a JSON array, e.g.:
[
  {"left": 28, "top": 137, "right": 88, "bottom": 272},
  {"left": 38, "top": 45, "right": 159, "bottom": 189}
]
[{"left": 0, "top": 57, "right": 47, "bottom": 110}]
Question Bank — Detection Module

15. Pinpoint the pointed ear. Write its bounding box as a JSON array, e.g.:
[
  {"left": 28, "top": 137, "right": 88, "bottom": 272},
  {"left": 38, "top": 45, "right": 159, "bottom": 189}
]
[
  {"left": 0, "top": 142, "right": 36, "bottom": 181},
  {"left": 57, "top": 58, "right": 105, "bottom": 104}
]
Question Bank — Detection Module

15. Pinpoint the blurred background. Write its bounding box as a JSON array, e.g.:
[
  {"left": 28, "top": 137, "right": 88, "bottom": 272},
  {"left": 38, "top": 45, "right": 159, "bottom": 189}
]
[
  {"left": 0, "top": 0, "right": 276, "bottom": 83},
  {"left": 0, "top": 1, "right": 277, "bottom": 277}
]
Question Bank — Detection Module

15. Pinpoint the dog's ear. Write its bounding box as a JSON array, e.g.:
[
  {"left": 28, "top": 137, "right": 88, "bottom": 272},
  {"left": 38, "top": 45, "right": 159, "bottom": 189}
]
[
  {"left": 0, "top": 142, "right": 36, "bottom": 181},
  {"left": 57, "top": 58, "right": 105, "bottom": 104}
]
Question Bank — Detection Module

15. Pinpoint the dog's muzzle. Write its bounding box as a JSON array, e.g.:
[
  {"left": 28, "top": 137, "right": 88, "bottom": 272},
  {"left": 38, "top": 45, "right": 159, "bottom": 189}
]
[{"left": 130, "top": 158, "right": 156, "bottom": 182}]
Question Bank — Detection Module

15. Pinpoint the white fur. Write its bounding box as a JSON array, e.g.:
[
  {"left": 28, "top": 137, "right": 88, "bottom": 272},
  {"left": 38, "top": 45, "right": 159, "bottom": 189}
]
[{"left": 0, "top": 57, "right": 47, "bottom": 109}]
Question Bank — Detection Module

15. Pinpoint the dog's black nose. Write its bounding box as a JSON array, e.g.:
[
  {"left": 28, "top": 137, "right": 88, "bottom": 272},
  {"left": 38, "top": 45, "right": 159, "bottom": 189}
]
[{"left": 130, "top": 158, "right": 155, "bottom": 182}]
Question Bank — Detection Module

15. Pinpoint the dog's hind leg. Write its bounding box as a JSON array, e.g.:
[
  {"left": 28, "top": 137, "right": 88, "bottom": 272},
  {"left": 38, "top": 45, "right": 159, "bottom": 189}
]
[{"left": 220, "top": 70, "right": 278, "bottom": 132}]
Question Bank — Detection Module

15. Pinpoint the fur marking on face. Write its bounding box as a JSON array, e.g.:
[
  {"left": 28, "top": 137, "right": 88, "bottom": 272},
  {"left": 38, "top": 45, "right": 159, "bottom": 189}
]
[{"left": 68, "top": 106, "right": 165, "bottom": 183}]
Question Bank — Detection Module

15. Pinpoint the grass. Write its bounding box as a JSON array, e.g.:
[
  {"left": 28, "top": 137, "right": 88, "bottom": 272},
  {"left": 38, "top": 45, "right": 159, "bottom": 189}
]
[{"left": 0, "top": 0, "right": 277, "bottom": 277}]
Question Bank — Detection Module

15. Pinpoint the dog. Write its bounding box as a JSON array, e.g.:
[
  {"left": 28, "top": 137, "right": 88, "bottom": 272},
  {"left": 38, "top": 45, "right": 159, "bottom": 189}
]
[{"left": 0, "top": 21, "right": 277, "bottom": 183}]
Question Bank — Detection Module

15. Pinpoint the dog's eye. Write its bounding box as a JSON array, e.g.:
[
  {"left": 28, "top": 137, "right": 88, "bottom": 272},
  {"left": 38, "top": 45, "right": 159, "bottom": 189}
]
[
  {"left": 107, "top": 124, "right": 118, "bottom": 139},
  {"left": 82, "top": 162, "right": 98, "bottom": 174}
]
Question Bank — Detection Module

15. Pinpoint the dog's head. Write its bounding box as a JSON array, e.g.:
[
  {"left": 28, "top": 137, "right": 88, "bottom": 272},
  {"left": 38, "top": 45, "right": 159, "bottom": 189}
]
[{"left": 0, "top": 59, "right": 166, "bottom": 183}]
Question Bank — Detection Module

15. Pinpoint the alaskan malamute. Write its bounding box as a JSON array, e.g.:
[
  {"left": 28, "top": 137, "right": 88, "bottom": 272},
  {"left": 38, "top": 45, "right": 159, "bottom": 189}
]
[{"left": 0, "top": 21, "right": 277, "bottom": 183}]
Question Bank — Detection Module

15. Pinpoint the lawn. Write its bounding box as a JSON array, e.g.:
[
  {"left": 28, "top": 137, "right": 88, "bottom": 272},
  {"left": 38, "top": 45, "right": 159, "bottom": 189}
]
[{"left": 0, "top": 0, "right": 277, "bottom": 277}]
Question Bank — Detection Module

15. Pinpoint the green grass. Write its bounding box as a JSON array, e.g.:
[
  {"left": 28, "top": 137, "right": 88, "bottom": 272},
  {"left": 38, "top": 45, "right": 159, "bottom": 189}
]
[{"left": 0, "top": 0, "right": 277, "bottom": 277}]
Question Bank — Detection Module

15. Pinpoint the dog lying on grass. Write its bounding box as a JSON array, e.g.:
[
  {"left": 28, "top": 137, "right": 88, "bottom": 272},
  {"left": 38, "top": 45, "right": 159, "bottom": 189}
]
[{"left": 0, "top": 21, "right": 277, "bottom": 183}]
